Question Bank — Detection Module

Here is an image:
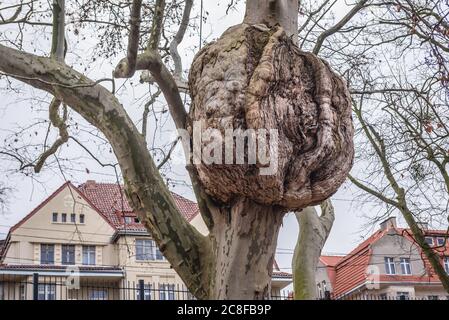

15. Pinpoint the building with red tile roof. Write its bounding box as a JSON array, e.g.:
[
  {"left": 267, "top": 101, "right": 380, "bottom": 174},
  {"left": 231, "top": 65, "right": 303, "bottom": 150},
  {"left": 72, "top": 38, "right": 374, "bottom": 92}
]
[
  {"left": 0, "top": 181, "right": 291, "bottom": 300},
  {"left": 316, "top": 217, "right": 449, "bottom": 300}
]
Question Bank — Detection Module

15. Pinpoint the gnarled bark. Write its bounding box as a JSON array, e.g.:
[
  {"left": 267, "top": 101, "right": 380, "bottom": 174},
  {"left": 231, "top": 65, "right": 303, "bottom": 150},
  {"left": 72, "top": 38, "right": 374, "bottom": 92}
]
[{"left": 188, "top": 24, "right": 354, "bottom": 211}]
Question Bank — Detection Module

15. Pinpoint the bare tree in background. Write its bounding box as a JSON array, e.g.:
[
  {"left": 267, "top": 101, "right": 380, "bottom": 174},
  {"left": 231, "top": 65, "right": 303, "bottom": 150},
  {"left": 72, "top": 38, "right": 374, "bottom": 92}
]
[
  {"left": 293, "top": 199, "right": 334, "bottom": 300},
  {"left": 0, "top": 0, "right": 355, "bottom": 299}
]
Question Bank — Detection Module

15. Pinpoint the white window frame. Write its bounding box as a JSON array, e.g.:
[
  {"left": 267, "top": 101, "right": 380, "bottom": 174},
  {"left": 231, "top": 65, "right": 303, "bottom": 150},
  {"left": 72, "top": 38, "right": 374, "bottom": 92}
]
[
  {"left": 52, "top": 212, "right": 58, "bottom": 223},
  {"left": 437, "top": 237, "right": 446, "bottom": 247},
  {"left": 61, "top": 213, "right": 67, "bottom": 223},
  {"left": 384, "top": 257, "right": 396, "bottom": 275},
  {"left": 38, "top": 284, "right": 56, "bottom": 300},
  {"left": 124, "top": 217, "right": 133, "bottom": 224},
  {"left": 159, "top": 284, "right": 175, "bottom": 300},
  {"left": 40, "top": 244, "right": 55, "bottom": 265},
  {"left": 136, "top": 283, "right": 152, "bottom": 300},
  {"left": 70, "top": 213, "right": 76, "bottom": 223},
  {"left": 399, "top": 257, "right": 412, "bottom": 275},
  {"left": 135, "top": 239, "right": 164, "bottom": 261},
  {"left": 62, "top": 244, "right": 76, "bottom": 265},
  {"left": 79, "top": 214, "right": 85, "bottom": 224},
  {"left": 82, "top": 246, "right": 96, "bottom": 265},
  {"left": 425, "top": 237, "right": 434, "bottom": 246}
]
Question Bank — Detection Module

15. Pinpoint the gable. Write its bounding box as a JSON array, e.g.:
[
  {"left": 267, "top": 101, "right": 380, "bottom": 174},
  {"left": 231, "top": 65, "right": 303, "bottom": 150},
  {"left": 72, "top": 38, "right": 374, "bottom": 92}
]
[
  {"left": 369, "top": 230, "right": 425, "bottom": 275},
  {"left": 8, "top": 182, "right": 116, "bottom": 246}
]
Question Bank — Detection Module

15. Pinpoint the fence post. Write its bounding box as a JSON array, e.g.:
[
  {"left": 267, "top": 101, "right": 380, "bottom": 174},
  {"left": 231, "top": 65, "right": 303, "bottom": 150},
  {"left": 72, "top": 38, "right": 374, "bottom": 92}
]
[
  {"left": 138, "top": 280, "right": 145, "bottom": 301},
  {"left": 33, "top": 273, "right": 39, "bottom": 300}
]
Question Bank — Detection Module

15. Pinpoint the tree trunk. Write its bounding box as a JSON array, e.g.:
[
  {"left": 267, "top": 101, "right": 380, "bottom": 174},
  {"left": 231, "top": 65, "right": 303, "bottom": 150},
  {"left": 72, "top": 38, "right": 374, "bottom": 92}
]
[
  {"left": 293, "top": 200, "right": 334, "bottom": 300},
  {"left": 208, "top": 198, "right": 285, "bottom": 299},
  {"left": 244, "top": 0, "right": 298, "bottom": 42}
]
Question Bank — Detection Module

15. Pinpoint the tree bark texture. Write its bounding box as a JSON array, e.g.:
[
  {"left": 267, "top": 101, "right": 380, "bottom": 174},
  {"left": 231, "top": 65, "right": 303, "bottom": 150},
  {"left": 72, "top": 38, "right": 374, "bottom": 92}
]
[
  {"left": 208, "top": 199, "right": 285, "bottom": 299},
  {"left": 293, "top": 200, "right": 334, "bottom": 300},
  {"left": 189, "top": 24, "right": 354, "bottom": 212}
]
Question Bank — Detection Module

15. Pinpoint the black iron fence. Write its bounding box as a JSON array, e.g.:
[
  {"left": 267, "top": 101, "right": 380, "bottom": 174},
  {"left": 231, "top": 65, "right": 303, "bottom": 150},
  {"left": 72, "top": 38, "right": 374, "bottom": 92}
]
[{"left": 0, "top": 274, "right": 292, "bottom": 300}]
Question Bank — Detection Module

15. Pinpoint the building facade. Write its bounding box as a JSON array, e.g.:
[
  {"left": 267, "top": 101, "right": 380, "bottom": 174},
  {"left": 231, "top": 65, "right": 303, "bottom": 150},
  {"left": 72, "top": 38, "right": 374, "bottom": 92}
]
[
  {"left": 316, "top": 217, "right": 449, "bottom": 300},
  {"left": 0, "top": 181, "right": 291, "bottom": 300}
]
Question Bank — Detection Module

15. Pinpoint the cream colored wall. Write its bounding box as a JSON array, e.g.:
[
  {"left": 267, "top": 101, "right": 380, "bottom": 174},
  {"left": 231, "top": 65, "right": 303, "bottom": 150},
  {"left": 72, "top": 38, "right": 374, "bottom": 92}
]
[
  {"left": 3, "top": 184, "right": 116, "bottom": 267},
  {"left": 369, "top": 231, "right": 425, "bottom": 276},
  {"left": 189, "top": 215, "right": 209, "bottom": 236},
  {"left": 116, "top": 235, "right": 182, "bottom": 287}
]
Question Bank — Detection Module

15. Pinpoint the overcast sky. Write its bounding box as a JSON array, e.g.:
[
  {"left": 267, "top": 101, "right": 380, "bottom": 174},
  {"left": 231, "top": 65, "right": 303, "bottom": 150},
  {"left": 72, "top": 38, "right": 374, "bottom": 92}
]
[{"left": 0, "top": 0, "right": 411, "bottom": 274}]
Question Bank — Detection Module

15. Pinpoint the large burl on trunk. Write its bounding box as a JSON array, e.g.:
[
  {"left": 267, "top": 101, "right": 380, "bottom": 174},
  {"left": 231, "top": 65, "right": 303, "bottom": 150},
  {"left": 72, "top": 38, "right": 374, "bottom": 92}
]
[{"left": 189, "top": 24, "right": 354, "bottom": 209}]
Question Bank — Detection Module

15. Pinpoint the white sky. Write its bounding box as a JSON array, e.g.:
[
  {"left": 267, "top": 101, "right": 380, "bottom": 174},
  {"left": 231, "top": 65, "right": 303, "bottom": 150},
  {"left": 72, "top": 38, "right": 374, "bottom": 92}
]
[{"left": 0, "top": 0, "right": 412, "bottom": 275}]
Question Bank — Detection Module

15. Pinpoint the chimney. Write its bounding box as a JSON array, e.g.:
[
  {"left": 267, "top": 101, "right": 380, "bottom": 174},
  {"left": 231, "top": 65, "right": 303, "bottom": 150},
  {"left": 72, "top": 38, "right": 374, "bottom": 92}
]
[
  {"left": 380, "top": 217, "right": 397, "bottom": 231},
  {"left": 417, "top": 222, "right": 429, "bottom": 230},
  {"left": 85, "top": 180, "right": 96, "bottom": 189}
]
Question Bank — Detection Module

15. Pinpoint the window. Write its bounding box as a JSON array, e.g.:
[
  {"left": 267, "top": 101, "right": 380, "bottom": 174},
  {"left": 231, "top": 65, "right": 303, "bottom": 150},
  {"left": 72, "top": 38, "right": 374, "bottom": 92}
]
[
  {"left": 384, "top": 257, "right": 396, "bottom": 275},
  {"left": 400, "top": 258, "right": 412, "bottom": 275},
  {"left": 135, "top": 239, "right": 164, "bottom": 261},
  {"left": 89, "top": 289, "right": 108, "bottom": 300},
  {"left": 0, "top": 282, "right": 4, "bottom": 300},
  {"left": 428, "top": 295, "right": 439, "bottom": 300},
  {"left": 124, "top": 217, "right": 133, "bottom": 224},
  {"left": 79, "top": 214, "right": 85, "bottom": 224},
  {"left": 159, "top": 284, "right": 175, "bottom": 300},
  {"left": 444, "top": 257, "right": 449, "bottom": 274},
  {"left": 136, "top": 283, "right": 152, "bottom": 300},
  {"left": 134, "top": 218, "right": 140, "bottom": 223},
  {"left": 62, "top": 245, "right": 75, "bottom": 265},
  {"left": 396, "top": 292, "right": 410, "bottom": 300},
  {"left": 437, "top": 237, "right": 446, "bottom": 247},
  {"left": 61, "top": 213, "right": 67, "bottom": 223},
  {"left": 425, "top": 237, "right": 434, "bottom": 246},
  {"left": 82, "top": 246, "right": 96, "bottom": 265},
  {"left": 38, "top": 284, "right": 56, "bottom": 300},
  {"left": 40, "top": 244, "right": 55, "bottom": 265},
  {"left": 52, "top": 212, "right": 58, "bottom": 223},
  {"left": 70, "top": 213, "right": 76, "bottom": 223}
]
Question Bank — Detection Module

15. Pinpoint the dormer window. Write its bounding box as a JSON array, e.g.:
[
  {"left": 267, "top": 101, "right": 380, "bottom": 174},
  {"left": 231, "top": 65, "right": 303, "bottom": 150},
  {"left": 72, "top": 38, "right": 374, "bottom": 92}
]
[
  {"left": 124, "top": 217, "right": 133, "bottom": 224},
  {"left": 425, "top": 237, "right": 434, "bottom": 246},
  {"left": 52, "top": 213, "right": 58, "bottom": 223},
  {"left": 437, "top": 237, "right": 445, "bottom": 247}
]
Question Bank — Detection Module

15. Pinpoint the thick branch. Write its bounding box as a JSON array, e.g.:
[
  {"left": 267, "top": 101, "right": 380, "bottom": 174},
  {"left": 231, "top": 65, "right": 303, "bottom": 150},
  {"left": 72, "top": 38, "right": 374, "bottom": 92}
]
[{"left": 0, "top": 44, "right": 211, "bottom": 298}]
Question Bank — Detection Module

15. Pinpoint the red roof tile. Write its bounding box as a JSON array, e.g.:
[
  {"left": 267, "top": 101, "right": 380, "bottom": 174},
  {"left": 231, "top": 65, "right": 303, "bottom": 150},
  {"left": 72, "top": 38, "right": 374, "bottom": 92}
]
[
  {"left": 324, "top": 226, "right": 449, "bottom": 298},
  {"left": 320, "top": 255, "right": 344, "bottom": 267},
  {"left": 77, "top": 181, "right": 200, "bottom": 232}
]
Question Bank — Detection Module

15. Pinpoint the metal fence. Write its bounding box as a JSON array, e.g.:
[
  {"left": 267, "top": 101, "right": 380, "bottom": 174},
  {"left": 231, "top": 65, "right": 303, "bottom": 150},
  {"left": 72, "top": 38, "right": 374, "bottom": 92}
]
[{"left": 0, "top": 274, "right": 292, "bottom": 300}]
